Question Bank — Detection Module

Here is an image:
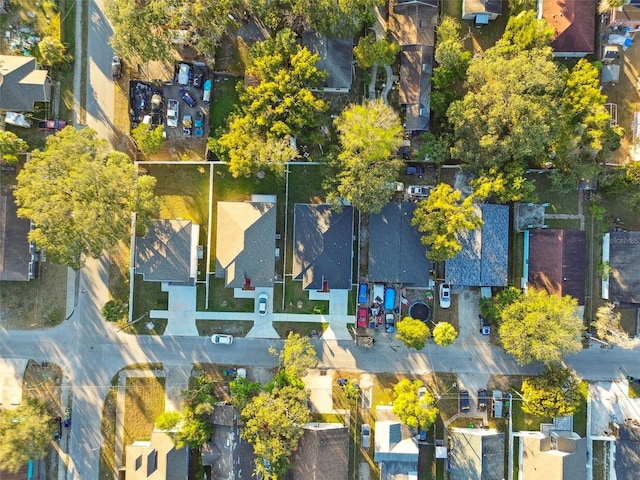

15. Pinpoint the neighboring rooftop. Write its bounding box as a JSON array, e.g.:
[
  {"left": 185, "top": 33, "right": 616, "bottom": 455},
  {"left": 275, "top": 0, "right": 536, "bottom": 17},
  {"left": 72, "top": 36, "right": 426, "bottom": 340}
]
[
  {"left": 0, "top": 56, "right": 51, "bottom": 112},
  {"left": 602, "top": 231, "right": 640, "bottom": 305},
  {"left": 445, "top": 204, "right": 509, "bottom": 287},
  {"left": 390, "top": 0, "right": 439, "bottom": 47},
  {"left": 449, "top": 428, "right": 504, "bottom": 480},
  {"left": 608, "top": 1, "right": 640, "bottom": 28},
  {"left": 301, "top": 32, "right": 353, "bottom": 93},
  {"left": 462, "top": 0, "right": 503, "bottom": 22},
  {"left": 202, "top": 405, "right": 255, "bottom": 479},
  {"left": 215, "top": 200, "right": 277, "bottom": 289},
  {"left": 374, "top": 406, "right": 419, "bottom": 480},
  {"left": 368, "top": 202, "right": 431, "bottom": 286},
  {"left": 288, "top": 423, "right": 349, "bottom": 480},
  {"left": 520, "top": 431, "right": 586, "bottom": 480},
  {"left": 527, "top": 229, "right": 586, "bottom": 305},
  {"left": 0, "top": 194, "right": 31, "bottom": 281},
  {"left": 125, "top": 430, "right": 189, "bottom": 480},
  {"left": 399, "top": 45, "right": 432, "bottom": 132},
  {"left": 135, "top": 219, "right": 199, "bottom": 285},
  {"left": 292, "top": 204, "right": 354, "bottom": 291},
  {"left": 616, "top": 421, "right": 640, "bottom": 479},
  {"left": 541, "top": 0, "right": 595, "bottom": 57}
]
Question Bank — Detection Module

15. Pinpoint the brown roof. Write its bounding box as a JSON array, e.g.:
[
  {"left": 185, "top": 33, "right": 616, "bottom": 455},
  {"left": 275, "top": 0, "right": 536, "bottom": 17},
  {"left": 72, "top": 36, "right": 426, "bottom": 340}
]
[
  {"left": 287, "top": 423, "right": 349, "bottom": 480},
  {"left": 528, "top": 230, "right": 586, "bottom": 304},
  {"left": 543, "top": 0, "right": 595, "bottom": 55},
  {"left": 390, "top": 1, "right": 438, "bottom": 47}
]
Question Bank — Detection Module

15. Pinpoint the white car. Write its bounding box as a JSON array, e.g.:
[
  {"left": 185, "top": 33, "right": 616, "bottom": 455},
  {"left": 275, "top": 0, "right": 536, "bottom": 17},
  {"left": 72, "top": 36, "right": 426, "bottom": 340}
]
[
  {"left": 361, "top": 424, "right": 371, "bottom": 448},
  {"left": 439, "top": 283, "right": 451, "bottom": 309},
  {"left": 166, "top": 99, "right": 179, "bottom": 128},
  {"left": 177, "top": 63, "right": 190, "bottom": 85},
  {"left": 258, "top": 293, "right": 268, "bottom": 316},
  {"left": 211, "top": 334, "right": 233, "bottom": 345},
  {"left": 407, "top": 185, "right": 433, "bottom": 197}
]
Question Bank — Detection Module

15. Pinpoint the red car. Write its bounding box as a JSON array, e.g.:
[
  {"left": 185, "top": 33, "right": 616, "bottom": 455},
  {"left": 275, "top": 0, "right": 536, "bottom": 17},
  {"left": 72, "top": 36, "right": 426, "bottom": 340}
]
[{"left": 357, "top": 307, "right": 368, "bottom": 328}]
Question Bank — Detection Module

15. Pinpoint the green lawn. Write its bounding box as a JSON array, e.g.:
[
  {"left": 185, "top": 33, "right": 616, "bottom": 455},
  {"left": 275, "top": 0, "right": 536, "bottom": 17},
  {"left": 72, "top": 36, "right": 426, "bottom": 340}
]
[
  {"left": 273, "top": 277, "right": 330, "bottom": 314},
  {"left": 130, "top": 274, "right": 168, "bottom": 333},
  {"left": 196, "top": 319, "right": 254, "bottom": 337},
  {"left": 273, "top": 321, "right": 328, "bottom": 339},
  {"left": 122, "top": 376, "right": 165, "bottom": 457},
  {"left": 210, "top": 76, "right": 241, "bottom": 132},
  {"left": 572, "top": 381, "right": 589, "bottom": 437},
  {"left": 203, "top": 278, "right": 256, "bottom": 312}
]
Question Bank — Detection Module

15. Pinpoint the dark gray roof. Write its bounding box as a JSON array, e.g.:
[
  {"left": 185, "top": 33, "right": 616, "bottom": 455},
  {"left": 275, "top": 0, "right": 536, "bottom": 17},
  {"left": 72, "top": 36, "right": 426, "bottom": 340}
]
[
  {"left": 302, "top": 32, "right": 353, "bottom": 92},
  {"left": 374, "top": 406, "right": 419, "bottom": 467},
  {"left": 369, "top": 202, "right": 431, "bottom": 285},
  {"left": 202, "top": 405, "right": 255, "bottom": 479},
  {"left": 288, "top": 423, "right": 349, "bottom": 480},
  {"left": 399, "top": 46, "right": 432, "bottom": 132},
  {"left": 445, "top": 204, "right": 509, "bottom": 287},
  {"left": 616, "top": 423, "right": 640, "bottom": 479},
  {"left": 449, "top": 428, "right": 504, "bottom": 480},
  {"left": 0, "top": 194, "right": 30, "bottom": 281},
  {"left": 464, "top": 0, "right": 502, "bottom": 15},
  {"left": 135, "top": 219, "right": 197, "bottom": 285},
  {"left": 293, "top": 204, "right": 354, "bottom": 290},
  {"left": 528, "top": 230, "right": 586, "bottom": 305},
  {"left": 0, "top": 56, "right": 51, "bottom": 112},
  {"left": 607, "top": 231, "right": 640, "bottom": 305},
  {"left": 215, "top": 201, "right": 276, "bottom": 288}
]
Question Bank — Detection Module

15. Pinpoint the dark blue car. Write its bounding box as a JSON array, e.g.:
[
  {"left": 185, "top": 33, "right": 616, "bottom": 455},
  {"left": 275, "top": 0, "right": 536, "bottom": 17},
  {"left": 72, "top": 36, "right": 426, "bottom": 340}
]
[{"left": 179, "top": 89, "right": 197, "bottom": 107}]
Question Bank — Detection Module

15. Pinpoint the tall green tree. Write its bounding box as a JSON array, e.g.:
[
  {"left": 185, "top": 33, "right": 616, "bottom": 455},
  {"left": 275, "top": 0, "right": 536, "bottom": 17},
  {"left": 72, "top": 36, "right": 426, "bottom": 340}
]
[
  {"left": 497, "top": 10, "right": 554, "bottom": 53},
  {"left": 435, "top": 16, "right": 471, "bottom": 75},
  {"left": 279, "top": 331, "right": 319, "bottom": 379},
  {"left": 327, "top": 99, "right": 404, "bottom": 213},
  {"left": 241, "top": 385, "right": 311, "bottom": 479},
  {"left": 132, "top": 124, "right": 165, "bottom": 157},
  {"left": 411, "top": 183, "right": 483, "bottom": 261},
  {"left": 392, "top": 379, "right": 438, "bottom": 430},
  {"left": 14, "top": 127, "right": 158, "bottom": 269},
  {"left": 499, "top": 290, "right": 583, "bottom": 366},
  {"left": 396, "top": 317, "right": 431, "bottom": 350},
  {"left": 174, "top": 373, "right": 216, "bottom": 449},
  {"left": 521, "top": 366, "right": 582, "bottom": 418},
  {"left": 36, "top": 36, "right": 70, "bottom": 67},
  {"left": 432, "top": 322, "right": 458, "bottom": 347},
  {"left": 0, "top": 131, "right": 28, "bottom": 165},
  {"left": 354, "top": 34, "right": 399, "bottom": 69},
  {"left": 0, "top": 397, "right": 53, "bottom": 473}
]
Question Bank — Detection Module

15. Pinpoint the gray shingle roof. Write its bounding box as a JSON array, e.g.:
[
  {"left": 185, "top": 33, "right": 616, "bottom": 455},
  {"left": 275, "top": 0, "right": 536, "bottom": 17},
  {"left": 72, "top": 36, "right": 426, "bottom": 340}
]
[
  {"left": 293, "top": 204, "right": 354, "bottom": 290},
  {"left": 616, "top": 423, "right": 640, "bottom": 479},
  {"left": 445, "top": 204, "right": 509, "bottom": 287},
  {"left": 215, "top": 201, "right": 276, "bottom": 288},
  {"left": 606, "top": 231, "right": 640, "bottom": 305},
  {"left": 302, "top": 32, "right": 353, "bottom": 92},
  {"left": 0, "top": 56, "right": 51, "bottom": 112},
  {"left": 449, "top": 428, "right": 504, "bottom": 480},
  {"left": 0, "top": 194, "right": 31, "bottom": 281},
  {"left": 288, "top": 423, "right": 349, "bottom": 480},
  {"left": 399, "top": 46, "right": 432, "bottom": 132},
  {"left": 369, "top": 202, "right": 431, "bottom": 285},
  {"left": 135, "top": 220, "right": 197, "bottom": 285}
]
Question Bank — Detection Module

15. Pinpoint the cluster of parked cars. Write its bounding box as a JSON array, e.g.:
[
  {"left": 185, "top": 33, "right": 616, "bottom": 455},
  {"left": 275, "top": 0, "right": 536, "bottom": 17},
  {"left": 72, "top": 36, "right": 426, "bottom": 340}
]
[
  {"left": 457, "top": 388, "right": 507, "bottom": 418},
  {"left": 357, "top": 283, "right": 397, "bottom": 333}
]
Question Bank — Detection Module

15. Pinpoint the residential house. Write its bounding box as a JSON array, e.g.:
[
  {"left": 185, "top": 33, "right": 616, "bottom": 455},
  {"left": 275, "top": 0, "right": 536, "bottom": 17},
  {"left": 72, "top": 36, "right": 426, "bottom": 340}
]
[
  {"left": 374, "top": 405, "right": 419, "bottom": 480},
  {"left": 302, "top": 32, "right": 353, "bottom": 93},
  {"left": 519, "top": 430, "right": 586, "bottom": 480},
  {"left": 607, "top": 0, "right": 640, "bottom": 31},
  {"left": 540, "top": 0, "right": 595, "bottom": 57},
  {"left": 390, "top": 0, "right": 438, "bottom": 133},
  {"left": 0, "top": 56, "right": 51, "bottom": 112},
  {"left": 368, "top": 202, "right": 432, "bottom": 286},
  {"left": 125, "top": 429, "right": 188, "bottom": 480},
  {"left": 445, "top": 204, "right": 509, "bottom": 288},
  {"left": 525, "top": 229, "right": 586, "bottom": 305},
  {"left": 615, "top": 420, "right": 640, "bottom": 479},
  {"left": 449, "top": 428, "right": 504, "bottom": 480},
  {"left": 135, "top": 219, "right": 200, "bottom": 285},
  {"left": 292, "top": 204, "right": 354, "bottom": 291},
  {"left": 288, "top": 423, "right": 349, "bottom": 480},
  {"left": 0, "top": 194, "right": 33, "bottom": 281},
  {"left": 462, "top": 0, "right": 503, "bottom": 25},
  {"left": 602, "top": 231, "right": 640, "bottom": 307},
  {"left": 215, "top": 198, "right": 277, "bottom": 290},
  {"left": 202, "top": 405, "right": 255, "bottom": 479}
]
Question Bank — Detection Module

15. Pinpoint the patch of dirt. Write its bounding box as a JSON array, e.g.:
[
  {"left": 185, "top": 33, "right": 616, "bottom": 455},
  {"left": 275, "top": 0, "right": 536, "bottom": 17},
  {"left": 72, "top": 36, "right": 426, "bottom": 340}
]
[{"left": 22, "top": 359, "right": 64, "bottom": 415}]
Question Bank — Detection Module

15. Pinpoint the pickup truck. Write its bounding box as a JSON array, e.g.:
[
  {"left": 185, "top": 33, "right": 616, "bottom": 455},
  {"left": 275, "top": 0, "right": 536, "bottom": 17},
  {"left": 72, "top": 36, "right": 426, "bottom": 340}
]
[
  {"left": 166, "top": 99, "right": 179, "bottom": 128},
  {"left": 459, "top": 390, "right": 470, "bottom": 413}
]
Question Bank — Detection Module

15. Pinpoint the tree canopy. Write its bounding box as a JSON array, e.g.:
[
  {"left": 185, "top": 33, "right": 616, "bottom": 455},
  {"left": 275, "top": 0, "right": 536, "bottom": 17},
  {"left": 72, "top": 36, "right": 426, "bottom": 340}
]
[
  {"left": 279, "top": 332, "right": 319, "bottom": 379},
  {"left": 499, "top": 290, "right": 583, "bottom": 365},
  {"left": 392, "top": 379, "right": 438, "bottom": 430},
  {"left": 327, "top": 99, "right": 404, "bottom": 213},
  {"left": 241, "top": 385, "right": 310, "bottom": 479},
  {"left": 215, "top": 30, "right": 326, "bottom": 177},
  {"left": 432, "top": 322, "right": 458, "bottom": 347},
  {"left": 434, "top": 16, "right": 470, "bottom": 75},
  {"left": 592, "top": 303, "right": 638, "bottom": 349},
  {"left": 411, "top": 183, "right": 483, "bottom": 261},
  {"left": 132, "top": 124, "right": 165, "bottom": 157},
  {"left": 172, "top": 373, "right": 216, "bottom": 448},
  {"left": 396, "top": 317, "right": 431, "bottom": 350},
  {"left": 0, "top": 397, "right": 53, "bottom": 473},
  {"left": 521, "top": 366, "right": 582, "bottom": 418},
  {"left": 0, "top": 131, "right": 28, "bottom": 164},
  {"left": 354, "top": 34, "right": 399, "bottom": 69},
  {"left": 14, "top": 127, "right": 158, "bottom": 269}
]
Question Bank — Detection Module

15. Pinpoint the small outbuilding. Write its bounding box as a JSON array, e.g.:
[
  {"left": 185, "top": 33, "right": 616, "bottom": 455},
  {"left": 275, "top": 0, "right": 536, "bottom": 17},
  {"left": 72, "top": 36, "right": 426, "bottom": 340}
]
[{"left": 602, "top": 231, "right": 640, "bottom": 306}]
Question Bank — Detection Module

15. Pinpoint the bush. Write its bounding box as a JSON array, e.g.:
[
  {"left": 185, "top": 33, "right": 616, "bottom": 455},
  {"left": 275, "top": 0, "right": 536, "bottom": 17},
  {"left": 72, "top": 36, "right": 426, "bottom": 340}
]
[{"left": 102, "top": 299, "right": 128, "bottom": 322}]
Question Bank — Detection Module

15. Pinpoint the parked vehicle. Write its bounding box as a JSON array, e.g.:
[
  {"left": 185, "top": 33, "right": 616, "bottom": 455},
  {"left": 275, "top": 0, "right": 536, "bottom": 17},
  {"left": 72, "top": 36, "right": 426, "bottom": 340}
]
[
  {"left": 372, "top": 284, "right": 384, "bottom": 304},
  {"left": 357, "top": 307, "right": 368, "bottom": 328},
  {"left": 386, "top": 181, "right": 405, "bottom": 192},
  {"left": 405, "top": 164, "right": 425, "bottom": 177},
  {"left": 38, "top": 119, "right": 67, "bottom": 131},
  {"left": 211, "top": 334, "right": 233, "bottom": 345},
  {"left": 385, "top": 313, "right": 395, "bottom": 333},
  {"left": 407, "top": 185, "right": 433, "bottom": 198},
  {"left": 361, "top": 424, "right": 371, "bottom": 448},
  {"left": 177, "top": 63, "right": 190, "bottom": 85},
  {"left": 193, "top": 71, "right": 204, "bottom": 88},
  {"left": 111, "top": 56, "right": 122, "bottom": 79},
  {"left": 166, "top": 99, "right": 179, "bottom": 128},
  {"left": 439, "top": 283, "right": 451, "bottom": 309},
  {"left": 179, "top": 89, "right": 197, "bottom": 107},
  {"left": 384, "top": 286, "right": 395, "bottom": 311},
  {"left": 492, "top": 390, "right": 503, "bottom": 418},
  {"left": 478, "top": 389, "right": 488, "bottom": 411},
  {"left": 417, "top": 427, "right": 427, "bottom": 442},
  {"left": 182, "top": 114, "right": 193, "bottom": 136},
  {"left": 258, "top": 293, "right": 268, "bottom": 316},
  {"left": 193, "top": 111, "right": 204, "bottom": 138},
  {"left": 358, "top": 283, "right": 368, "bottom": 304},
  {"left": 203, "top": 79, "right": 212, "bottom": 103},
  {"left": 459, "top": 390, "right": 470, "bottom": 413}
]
